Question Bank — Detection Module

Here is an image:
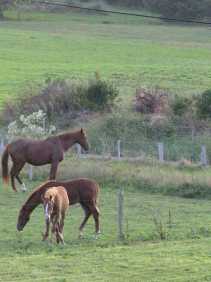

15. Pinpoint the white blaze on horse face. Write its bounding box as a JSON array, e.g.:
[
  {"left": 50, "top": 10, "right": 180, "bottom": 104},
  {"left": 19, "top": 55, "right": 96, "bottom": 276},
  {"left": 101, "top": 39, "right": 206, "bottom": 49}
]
[{"left": 44, "top": 203, "right": 50, "bottom": 221}]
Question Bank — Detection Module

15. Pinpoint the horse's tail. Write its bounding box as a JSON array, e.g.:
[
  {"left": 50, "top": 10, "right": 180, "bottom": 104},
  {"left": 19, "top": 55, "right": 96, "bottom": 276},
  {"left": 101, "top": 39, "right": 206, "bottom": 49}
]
[{"left": 2, "top": 145, "right": 9, "bottom": 184}]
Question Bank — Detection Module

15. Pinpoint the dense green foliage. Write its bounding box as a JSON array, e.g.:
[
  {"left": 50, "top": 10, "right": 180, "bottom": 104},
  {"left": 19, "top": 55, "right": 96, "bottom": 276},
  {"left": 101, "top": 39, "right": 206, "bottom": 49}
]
[
  {"left": 196, "top": 89, "right": 211, "bottom": 119},
  {"left": 86, "top": 79, "right": 118, "bottom": 110},
  {"left": 146, "top": 0, "right": 211, "bottom": 19},
  {"left": 0, "top": 0, "right": 13, "bottom": 18},
  {"left": 2, "top": 78, "right": 118, "bottom": 124},
  {"left": 106, "top": 0, "right": 211, "bottom": 19},
  {"left": 171, "top": 95, "right": 192, "bottom": 116}
]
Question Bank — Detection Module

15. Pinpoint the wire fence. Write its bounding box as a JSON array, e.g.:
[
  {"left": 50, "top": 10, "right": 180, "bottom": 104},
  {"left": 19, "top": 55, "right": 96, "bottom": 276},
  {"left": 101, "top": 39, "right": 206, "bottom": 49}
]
[
  {"left": 1, "top": 128, "right": 211, "bottom": 182},
  {"left": 0, "top": 131, "right": 210, "bottom": 166},
  {"left": 77, "top": 132, "right": 211, "bottom": 165}
]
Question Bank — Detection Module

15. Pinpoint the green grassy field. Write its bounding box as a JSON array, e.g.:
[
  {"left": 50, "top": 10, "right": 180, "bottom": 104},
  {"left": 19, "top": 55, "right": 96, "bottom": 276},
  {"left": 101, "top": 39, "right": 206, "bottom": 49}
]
[
  {"left": 1, "top": 158, "right": 211, "bottom": 281},
  {"left": 1, "top": 7, "right": 211, "bottom": 281},
  {"left": 1, "top": 9, "right": 211, "bottom": 109}
]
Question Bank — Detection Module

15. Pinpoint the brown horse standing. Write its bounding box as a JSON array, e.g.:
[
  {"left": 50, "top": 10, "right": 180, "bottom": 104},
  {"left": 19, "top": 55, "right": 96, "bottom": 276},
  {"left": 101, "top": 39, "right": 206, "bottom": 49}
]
[
  {"left": 42, "top": 186, "right": 69, "bottom": 244},
  {"left": 17, "top": 178, "right": 100, "bottom": 238},
  {"left": 2, "top": 128, "right": 89, "bottom": 192}
]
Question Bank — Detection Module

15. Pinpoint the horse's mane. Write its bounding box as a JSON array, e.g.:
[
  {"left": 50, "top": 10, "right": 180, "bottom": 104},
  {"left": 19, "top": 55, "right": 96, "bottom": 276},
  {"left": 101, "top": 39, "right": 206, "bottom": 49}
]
[{"left": 57, "top": 130, "right": 80, "bottom": 139}]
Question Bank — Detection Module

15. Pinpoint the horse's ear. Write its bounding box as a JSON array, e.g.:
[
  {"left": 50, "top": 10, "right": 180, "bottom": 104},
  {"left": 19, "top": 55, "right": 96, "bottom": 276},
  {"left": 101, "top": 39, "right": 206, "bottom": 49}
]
[{"left": 81, "top": 128, "right": 84, "bottom": 134}]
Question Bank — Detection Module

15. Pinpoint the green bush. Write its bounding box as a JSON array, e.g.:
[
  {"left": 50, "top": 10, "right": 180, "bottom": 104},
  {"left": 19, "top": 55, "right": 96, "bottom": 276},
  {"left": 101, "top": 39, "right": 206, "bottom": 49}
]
[
  {"left": 171, "top": 95, "right": 191, "bottom": 116},
  {"left": 2, "top": 77, "right": 119, "bottom": 125},
  {"left": 143, "top": 0, "right": 211, "bottom": 19},
  {"left": 86, "top": 79, "right": 118, "bottom": 111},
  {"left": 196, "top": 89, "right": 211, "bottom": 119}
]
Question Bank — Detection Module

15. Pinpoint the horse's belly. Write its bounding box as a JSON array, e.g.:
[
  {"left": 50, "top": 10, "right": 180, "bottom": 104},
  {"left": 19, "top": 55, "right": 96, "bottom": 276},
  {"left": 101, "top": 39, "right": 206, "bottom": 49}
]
[
  {"left": 27, "top": 159, "right": 51, "bottom": 166},
  {"left": 26, "top": 150, "right": 52, "bottom": 165}
]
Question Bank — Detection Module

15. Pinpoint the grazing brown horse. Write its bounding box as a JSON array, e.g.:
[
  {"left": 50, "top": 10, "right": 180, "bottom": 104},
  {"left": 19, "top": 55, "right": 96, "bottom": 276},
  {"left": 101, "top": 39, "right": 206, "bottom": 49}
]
[
  {"left": 42, "top": 186, "right": 69, "bottom": 244},
  {"left": 2, "top": 128, "right": 89, "bottom": 192},
  {"left": 17, "top": 178, "right": 100, "bottom": 238}
]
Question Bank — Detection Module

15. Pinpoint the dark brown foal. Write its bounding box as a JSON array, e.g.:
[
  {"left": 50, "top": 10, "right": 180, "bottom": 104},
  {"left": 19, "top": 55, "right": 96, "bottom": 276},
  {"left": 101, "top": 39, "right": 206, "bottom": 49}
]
[{"left": 17, "top": 178, "right": 101, "bottom": 238}]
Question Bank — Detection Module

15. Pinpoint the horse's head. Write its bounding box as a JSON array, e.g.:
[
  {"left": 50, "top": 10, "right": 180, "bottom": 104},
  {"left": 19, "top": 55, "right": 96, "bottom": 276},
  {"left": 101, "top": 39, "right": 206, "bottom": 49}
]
[
  {"left": 77, "top": 128, "right": 89, "bottom": 152},
  {"left": 42, "top": 193, "right": 54, "bottom": 221},
  {"left": 17, "top": 206, "right": 30, "bottom": 231}
]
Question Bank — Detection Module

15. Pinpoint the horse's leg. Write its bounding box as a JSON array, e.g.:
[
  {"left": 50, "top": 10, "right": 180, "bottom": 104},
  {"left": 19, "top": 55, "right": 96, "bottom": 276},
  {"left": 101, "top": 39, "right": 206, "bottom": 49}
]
[
  {"left": 55, "top": 213, "right": 65, "bottom": 244},
  {"left": 56, "top": 225, "right": 64, "bottom": 244},
  {"left": 16, "top": 175, "right": 27, "bottom": 192},
  {"left": 10, "top": 161, "right": 25, "bottom": 192},
  {"left": 42, "top": 218, "right": 50, "bottom": 241},
  {"left": 51, "top": 214, "right": 62, "bottom": 244},
  {"left": 51, "top": 216, "right": 57, "bottom": 243},
  {"left": 58, "top": 214, "right": 65, "bottom": 244},
  {"left": 78, "top": 204, "right": 91, "bottom": 238},
  {"left": 89, "top": 203, "right": 100, "bottom": 236},
  {"left": 57, "top": 213, "right": 64, "bottom": 234},
  {"left": 54, "top": 221, "right": 64, "bottom": 244},
  {"left": 49, "top": 160, "right": 59, "bottom": 180}
]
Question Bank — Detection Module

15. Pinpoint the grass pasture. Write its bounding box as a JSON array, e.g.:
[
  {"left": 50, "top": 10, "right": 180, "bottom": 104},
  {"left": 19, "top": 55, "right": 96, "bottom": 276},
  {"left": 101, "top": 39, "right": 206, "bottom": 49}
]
[
  {"left": 0, "top": 9, "right": 211, "bottom": 109},
  {"left": 1, "top": 6, "right": 211, "bottom": 281},
  {"left": 1, "top": 158, "right": 211, "bottom": 281}
]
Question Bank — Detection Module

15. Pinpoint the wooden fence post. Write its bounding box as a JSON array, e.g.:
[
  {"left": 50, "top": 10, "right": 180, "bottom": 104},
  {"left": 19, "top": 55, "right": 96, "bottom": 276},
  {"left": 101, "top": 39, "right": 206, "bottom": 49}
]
[
  {"left": 117, "top": 140, "right": 121, "bottom": 160},
  {"left": 76, "top": 144, "right": 81, "bottom": 158},
  {"left": 157, "top": 142, "right": 164, "bottom": 162},
  {"left": 200, "top": 145, "right": 208, "bottom": 166},
  {"left": 117, "top": 188, "right": 124, "bottom": 239},
  {"left": 0, "top": 138, "right": 4, "bottom": 154},
  {"left": 28, "top": 165, "right": 33, "bottom": 180},
  {"left": 191, "top": 127, "right": 195, "bottom": 161}
]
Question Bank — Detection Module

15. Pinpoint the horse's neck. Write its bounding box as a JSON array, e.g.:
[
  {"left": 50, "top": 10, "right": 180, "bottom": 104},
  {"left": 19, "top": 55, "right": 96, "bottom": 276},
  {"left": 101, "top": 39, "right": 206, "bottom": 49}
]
[
  {"left": 59, "top": 133, "right": 77, "bottom": 151},
  {"left": 25, "top": 195, "right": 40, "bottom": 215}
]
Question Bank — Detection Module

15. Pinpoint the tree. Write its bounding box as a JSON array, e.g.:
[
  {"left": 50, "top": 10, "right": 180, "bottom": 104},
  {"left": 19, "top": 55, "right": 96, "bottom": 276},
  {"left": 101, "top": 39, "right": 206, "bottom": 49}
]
[
  {"left": 143, "top": 0, "right": 211, "bottom": 19},
  {"left": 0, "top": 0, "right": 14, "bottom": 19}
]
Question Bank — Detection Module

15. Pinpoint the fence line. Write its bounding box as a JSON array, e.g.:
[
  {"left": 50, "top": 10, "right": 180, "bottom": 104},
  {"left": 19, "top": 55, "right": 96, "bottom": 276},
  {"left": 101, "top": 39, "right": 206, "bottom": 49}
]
[
  {"left": 117, "top": 188, "right": 124, "bottom": 240},
  {"left": 28, "top": 165, "right": 33, "bottom": 180},
  {"left": 157, "top": 142, "right": 164, "bottom": 163},
  {"left": 0, "top": 137, "right": 210, "bottom": 181},
  {"left": 117, "top": 140, "right": 121, "bottom": 160},
  {"left": 200, "top": 145, "right": 208, "bottom": 166}
]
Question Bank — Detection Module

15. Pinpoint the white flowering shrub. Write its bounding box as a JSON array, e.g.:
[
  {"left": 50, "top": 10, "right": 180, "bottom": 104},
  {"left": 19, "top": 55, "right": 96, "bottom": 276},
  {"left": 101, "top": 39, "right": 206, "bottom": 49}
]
[{"left": 7, "top": 110, "right": 56, "bottom": 141}]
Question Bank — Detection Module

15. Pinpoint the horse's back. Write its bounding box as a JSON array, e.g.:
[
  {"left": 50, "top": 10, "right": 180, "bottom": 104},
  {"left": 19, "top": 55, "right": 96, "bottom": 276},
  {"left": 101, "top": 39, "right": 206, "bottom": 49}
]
[
  {"left": 56, "top": 186, "right": 69, "bottom": 208},
  {"left": 9, "top": 138, "right": 60, "bottom": 165},
  {"left": 67, "top": 178, "right": 99, "bottom": 205},
  {"left": 50, "top": 186, "right": 69, "bottom": 211}
]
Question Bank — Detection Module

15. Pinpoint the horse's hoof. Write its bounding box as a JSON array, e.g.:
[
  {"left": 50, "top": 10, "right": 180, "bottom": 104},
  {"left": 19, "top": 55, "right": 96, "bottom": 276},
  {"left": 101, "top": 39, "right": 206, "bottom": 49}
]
[
  {"left": 21, "top": 184, "right": 27, "bottom": 192},
  {"left": 42, "top": 232, "right": 48, "bottom": 241},
  {"left": 94, "top": 231, "right": 101, "bottom": 240},
  {"left": 78, "top": 230, "right": 83, "bottom": 239}
]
